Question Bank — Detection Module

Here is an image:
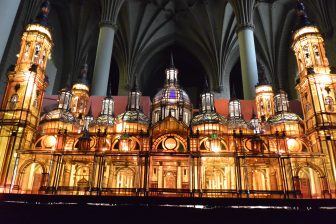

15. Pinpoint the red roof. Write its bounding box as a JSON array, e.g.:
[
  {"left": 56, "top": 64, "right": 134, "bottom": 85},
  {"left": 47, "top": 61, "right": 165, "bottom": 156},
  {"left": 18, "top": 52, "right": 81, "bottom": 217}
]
[{"left": 1, "top": 95, "right": 303, "bottom": 120}]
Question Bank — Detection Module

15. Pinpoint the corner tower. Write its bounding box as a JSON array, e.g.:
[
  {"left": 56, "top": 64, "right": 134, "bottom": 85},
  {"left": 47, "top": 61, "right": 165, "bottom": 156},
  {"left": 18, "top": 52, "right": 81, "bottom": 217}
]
[
  {"left": 0, "top": 1, "right": 53, "bottom": 188},
  {"left": 293, "top": 2, "right": 336, "bottom": 191}
]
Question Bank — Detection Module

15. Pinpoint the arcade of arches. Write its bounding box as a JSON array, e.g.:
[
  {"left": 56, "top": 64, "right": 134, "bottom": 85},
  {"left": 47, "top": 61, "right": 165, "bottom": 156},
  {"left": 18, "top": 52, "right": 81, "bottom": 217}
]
[{"left": 0, "top": 1, "right": 336, "bottom": 199}]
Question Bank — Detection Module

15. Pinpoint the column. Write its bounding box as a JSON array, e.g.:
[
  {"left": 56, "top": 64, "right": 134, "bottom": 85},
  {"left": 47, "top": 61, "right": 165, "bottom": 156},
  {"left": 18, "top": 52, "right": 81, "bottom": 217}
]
[
  {"left": 104, "top": 165, "right": 110, "bottom": 188},
  {"left": 177, "top": 163, "right": 181, "bottom": 189},
  {"left": 229, "top": 0, "right": 258, "bottom": 99},
  {"left": 69, "top": 164, "right": 76, "bottom": 187},
  {"left": 0, "top": 0, "right": 20, "bottom": 63},
  {"left": 91, "top": 0, "right": 124, "bottom": 96},
  {"left": 158, "top": 164, "right": 163, "bottom": 188}
]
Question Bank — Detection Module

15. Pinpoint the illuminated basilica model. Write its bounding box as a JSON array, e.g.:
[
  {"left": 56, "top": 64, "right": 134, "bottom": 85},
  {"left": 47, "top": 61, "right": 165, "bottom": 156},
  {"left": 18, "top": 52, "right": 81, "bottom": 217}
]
[{"left": 1, "top": 2, "right": 336, "bottom": 199}]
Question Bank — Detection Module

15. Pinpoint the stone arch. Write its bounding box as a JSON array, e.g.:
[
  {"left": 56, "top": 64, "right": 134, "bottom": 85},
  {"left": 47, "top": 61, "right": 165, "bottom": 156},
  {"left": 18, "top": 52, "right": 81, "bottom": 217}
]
[
  {"left": 19, "top": 159, "right": 47, "bottom": 175},
  {"left": 115, "top": 166, "right": 136, "bottom": 188},
  {"left": 294, "top": 162, "right": 325, "bottom": 178},
  {"left": 18, "top": 160, "right": 47, "bottom": 193},
  {"left": 204, "top": 165, "right": 227, "bottom": 190},
  {"left": 294, "top": 162, "right": 328, "bottom": 198}
]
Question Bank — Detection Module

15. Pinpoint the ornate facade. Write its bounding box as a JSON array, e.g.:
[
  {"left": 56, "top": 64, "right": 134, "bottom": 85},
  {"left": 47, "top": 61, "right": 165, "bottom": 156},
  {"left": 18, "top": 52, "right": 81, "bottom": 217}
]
[{"left": 0, "top": 2, "right": 336, "bottom": 199}]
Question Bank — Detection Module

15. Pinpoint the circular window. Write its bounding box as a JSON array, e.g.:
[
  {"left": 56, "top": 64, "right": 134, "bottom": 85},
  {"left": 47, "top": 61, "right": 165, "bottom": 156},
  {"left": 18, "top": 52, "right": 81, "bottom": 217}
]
[
  {"left": 287, "top": 138, "right": 301, "bottom": 152},
  {"left": 43, "top": 135, "right": 57, "bottom": 148},
  {"left": 164, "top": 137, "right": 177, "bottom": 150}
]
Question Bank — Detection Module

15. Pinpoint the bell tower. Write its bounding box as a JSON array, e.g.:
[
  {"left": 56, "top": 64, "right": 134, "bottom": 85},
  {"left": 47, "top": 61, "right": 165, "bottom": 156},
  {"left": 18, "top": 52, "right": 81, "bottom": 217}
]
[
  {"left": 255, "top": 62, "right": 275, "bottom": 122},
  {"left": 71, "top": 59, "right": 90, "bottom": 118},
  {"left": 0, "top": 1, "right": 53, "bottom": 189},
  {"left": 293, "top": 2, "right": 336, "bottom": 191}
]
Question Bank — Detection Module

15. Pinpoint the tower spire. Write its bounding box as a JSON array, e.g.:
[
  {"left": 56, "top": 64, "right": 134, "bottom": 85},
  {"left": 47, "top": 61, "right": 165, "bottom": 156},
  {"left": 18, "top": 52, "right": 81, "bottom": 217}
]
[
  {"left": 203, "top": 78, "right": 210, "bottom": 93},
  {"left": 251, "top": 107, "right": 257, "bottom": 119},
  {"left": 170, "top": 52, "right": 175, "bottom": 69},
  {"left": 294, "top": 1, "right": 311, "bottom": 30},
  {"left": 256, "top": 62, "right": 270, "bottom": 86},
  {"left": 106, "top": 81, "right": 113, "bottom": 98},
  {"left": 34, "top": 1, "right": 51, "bottom": 27},
  {"left": 87, "top": 102, "right": 93, "bottom": 117},
  {"left": 64, "top": 74, "right": 72, "bottom": 91},
  {"left": 131, "top": 74, "right": 138, "bottom": 92},
  {"left": 230, "top": 84, "right": 237, "bottom": 101},
  {"left": 78, "top": 54, "right": 89, "bottom": 85}
]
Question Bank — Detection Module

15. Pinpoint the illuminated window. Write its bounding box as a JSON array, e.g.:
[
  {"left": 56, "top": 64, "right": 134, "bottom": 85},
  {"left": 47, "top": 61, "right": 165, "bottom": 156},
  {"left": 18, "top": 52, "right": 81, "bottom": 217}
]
[
  {"left": 23, "top": 43, "right": 30, "bottom": 60},
  {"left": 305, "top": 103, "right": 311, "bottom": 112},
  {"left": 9, "top": 94, "right": 19, "bottom": 110},
  {"left": 34, "top": 43, "right": 41, "bottom": 64},
  {"left": 325, "top": 96, "right": 334, "bottom": 111},
  {"left": 32, "top": 98, "right": 38, "bottom": 109},
  {"left": 303, "top": 45, "right": 311, "bottom": 66},
  {"left": 313, "top": 45, "right": 321, "bottom": 65}
]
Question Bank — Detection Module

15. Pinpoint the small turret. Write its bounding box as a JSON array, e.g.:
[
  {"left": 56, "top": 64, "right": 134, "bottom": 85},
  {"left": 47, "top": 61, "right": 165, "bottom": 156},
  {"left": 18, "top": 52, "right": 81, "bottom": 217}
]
[
  {"left": 200, "top": 79, "right": 215, "bottom": 113},
  {"left": 127, "top": 75, "right": 141, "bottom": 111},
  {"left": 229, "top": 85, "right": 241, "bottom": 119},
  {"left": 58, "top": 75, "right": 72, "bottom": 111},
  {"left": 255, "top": 62, "right": 274, "bottom": 122}
]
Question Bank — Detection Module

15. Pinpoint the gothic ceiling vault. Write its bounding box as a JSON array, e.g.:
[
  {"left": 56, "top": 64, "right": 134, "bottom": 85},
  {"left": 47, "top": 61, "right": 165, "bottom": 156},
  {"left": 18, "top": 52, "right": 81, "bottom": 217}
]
[{"left": 1, "top": 0, "right": 335, "bottom": 105}]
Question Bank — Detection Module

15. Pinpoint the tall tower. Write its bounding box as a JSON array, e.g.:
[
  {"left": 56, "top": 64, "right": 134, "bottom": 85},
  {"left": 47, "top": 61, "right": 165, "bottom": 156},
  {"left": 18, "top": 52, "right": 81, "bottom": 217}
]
[
  {"left": 255, "top": 62, "right": 274, "bottom": 122},
  {"left": 71, "top": 60, "right": 90, "bottom": 118},
  {"left": 0, "top": 1, "right": 53, "bottom": 188},
  {"left": 293, "top": 2, "right": 336, "bottom": 190}
]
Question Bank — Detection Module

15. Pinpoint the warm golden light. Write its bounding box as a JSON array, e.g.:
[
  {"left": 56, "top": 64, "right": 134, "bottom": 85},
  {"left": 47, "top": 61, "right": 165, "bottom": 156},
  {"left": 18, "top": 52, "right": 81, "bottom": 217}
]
[
  {"left": 287, "top": 138, "right": 301, "bottom": 152},
  {"left": 164, "top": 137, "right": 177, "bottom": 150},
  {"left": 43, "top": 135, "right": 57, "bottom": 148}
]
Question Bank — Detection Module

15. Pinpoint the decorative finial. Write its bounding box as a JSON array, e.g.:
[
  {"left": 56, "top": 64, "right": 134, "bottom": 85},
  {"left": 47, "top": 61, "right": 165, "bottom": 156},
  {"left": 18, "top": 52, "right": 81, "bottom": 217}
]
[
  {"left": 131, "top": 74, "right": 138, "bottom": 92},
  {"left": 203, "top": 78, "right": 210, "bottom": 93},
  {"left": 251, "top": 107, "right": 257, "bottom": 119},
  {"left": 106, "top": 81, "right": 113, "bottom": 97},
  {"left": 64, "top": 73, "right": 72, "bottom": 91},
  {"left": 170, "top": 52, "right": 175, "bottom": 69},
  {"left": 34, "top": 1, "right": 51, "bottom": 26},
  {"left": 87, "top": 102, "right": 93, "bottom": 117},
  {"left": 78, "top": 54, "right": 89, "bottom": 85},
  {"left": 256, "top": 61, "right": 270, "bottom": 86},
  {"left": 294, "top": 1, "right": 311, "bottom": 30},
  {"left": 230, "top": 84, "right": 237, "bottom": 100}
]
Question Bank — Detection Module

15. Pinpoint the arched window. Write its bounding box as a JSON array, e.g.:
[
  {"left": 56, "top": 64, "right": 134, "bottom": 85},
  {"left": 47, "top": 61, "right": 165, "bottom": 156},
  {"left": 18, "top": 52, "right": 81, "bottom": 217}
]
[
  {"left": 325, "top": 96, "right": 334, "bottom": 111},
  {"left": 313, "top": 45, "right": 321, "bottom": 65},
  {"left": 34, "top": 44, "right": 41, "bottom": 64},
  {"left": 9, "top": 94, "right": 19, "bottom": 110},
  {"left": 23, "top": 43, "right": 30, "bottom": 61},
  {"left": 303, "top": 45, "right": 311, "bottom": 66},
  {"left": 32, "top": 98, "right": 38, "bottom": 109}
]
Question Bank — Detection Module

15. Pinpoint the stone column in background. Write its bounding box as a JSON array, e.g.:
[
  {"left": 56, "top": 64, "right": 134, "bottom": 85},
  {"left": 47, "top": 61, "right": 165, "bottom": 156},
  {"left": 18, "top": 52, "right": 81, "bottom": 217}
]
[
  {"left": 229, "top": 0, "right": 258, "bottom": 100},
  {"left": 91, "top": 0, "right": 124, "bottom": 96}
]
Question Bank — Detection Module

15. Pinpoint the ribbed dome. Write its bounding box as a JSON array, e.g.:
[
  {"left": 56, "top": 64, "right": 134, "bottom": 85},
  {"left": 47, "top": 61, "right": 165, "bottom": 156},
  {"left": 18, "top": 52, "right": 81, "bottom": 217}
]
[
  {"left": 268, "top": 112, "right": 302, "bottom": 124},
  {"left": 115, "top": 110, "right": 149, "bottom": 124},
  {"left": 191, "top": 112, "right": 227, "bottom": 126},
  {"left": 95, "top": 114, "right": 114, "bottom": 126},
  {"left": 153, "top": 85, "right": 191, "bottom": 105},
  {"left": 40, "top": 108, "right": 76, "bottom": 123}
]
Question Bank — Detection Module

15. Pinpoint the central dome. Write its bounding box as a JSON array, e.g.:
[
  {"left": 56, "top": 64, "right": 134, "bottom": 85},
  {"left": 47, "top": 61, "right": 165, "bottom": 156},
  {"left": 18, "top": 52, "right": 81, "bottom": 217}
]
[
  {"left": 153, "top": 85, "right": 191, "bottom": 105},
  {"left": 151, "top": 54, "right": 193, "bottom": 125}
]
